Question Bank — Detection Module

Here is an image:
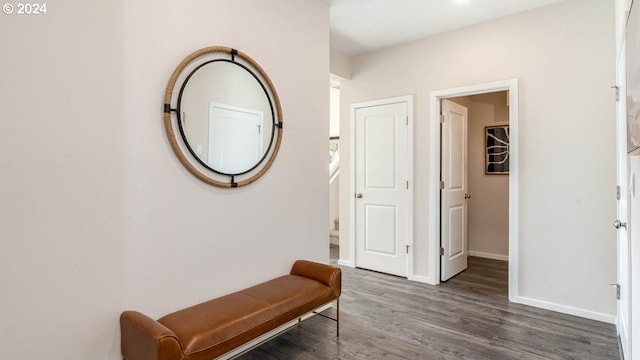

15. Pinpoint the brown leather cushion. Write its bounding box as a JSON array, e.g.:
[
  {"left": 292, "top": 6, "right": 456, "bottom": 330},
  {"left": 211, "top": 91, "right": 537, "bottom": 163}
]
[
  {"left": 240, "top": 274, "right": 335, "bottom": 327},
  {"left": 156, "top": 274, "right": 335, "bottom": 360},
  {"left": 158, "top": 292, "right": 275, "bottom": 359}
]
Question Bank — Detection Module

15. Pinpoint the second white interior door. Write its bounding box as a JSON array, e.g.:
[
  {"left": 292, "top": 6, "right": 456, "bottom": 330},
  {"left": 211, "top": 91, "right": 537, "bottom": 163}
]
[
  {"left": 354, "top": 100, "right": 409, "bottom": 277},
  {"left": 441, "top": 99, "right": 469, "bottom": 281}
]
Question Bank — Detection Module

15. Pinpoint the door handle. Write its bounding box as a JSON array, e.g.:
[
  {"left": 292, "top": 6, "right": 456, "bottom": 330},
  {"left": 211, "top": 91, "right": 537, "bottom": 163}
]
[
  {"left": 614, "top": 220, "right": 627, "bottom": 230},
  {"left": 464, "top": 193, "right": 471, "bottom": 199},
  {"left": 355, "top": 193, "right": 363, "bottom": 199}
]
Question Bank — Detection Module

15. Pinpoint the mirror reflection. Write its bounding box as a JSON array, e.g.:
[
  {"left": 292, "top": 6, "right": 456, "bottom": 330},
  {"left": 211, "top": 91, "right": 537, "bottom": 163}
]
[{"left": 178, "top": 61, "right": 274, "bottom": 175}]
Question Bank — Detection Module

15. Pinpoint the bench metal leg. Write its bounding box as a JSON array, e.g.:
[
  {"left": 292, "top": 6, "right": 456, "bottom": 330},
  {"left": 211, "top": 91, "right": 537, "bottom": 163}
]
[
  {"left": 311, "top": 298, "right": 340, "bottom": 337},
  {"left": 336, "top": 298, "right": 340, "bottom": 338}
]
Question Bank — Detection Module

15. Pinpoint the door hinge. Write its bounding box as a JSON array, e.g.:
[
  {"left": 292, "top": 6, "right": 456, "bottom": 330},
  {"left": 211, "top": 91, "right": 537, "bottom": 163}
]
[
  {"left": 406, "top": 180, "right": 409, "bottom": 189},
  {"left": 406, "top": 116, "right": 409, "bottom": 126},
  {"left": 439, "top": 181, "right": 445, "bottom": 190},
  {"left": 406, "top": 245, "right": 410, "bottom": 254},
  {"left": 440, "top": 247, "right": 444, "bottom": 256},
  {"left": 612, "top": 85, "right": 620, "bottom": 101},
  {"left": 440, "top": 114, "right": 445, "bottom": 124},
  {"left": 617, "top": 185, "right": 621, "bottom": 200},
  {"left": 611, "top": 283, "right": 621, "bottom": 300}
]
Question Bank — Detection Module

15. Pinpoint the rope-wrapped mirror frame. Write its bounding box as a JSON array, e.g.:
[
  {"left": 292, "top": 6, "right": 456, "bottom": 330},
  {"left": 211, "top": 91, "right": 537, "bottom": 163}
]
[{"left": 163, "top": 46, "right": 283, "bottom": 188}]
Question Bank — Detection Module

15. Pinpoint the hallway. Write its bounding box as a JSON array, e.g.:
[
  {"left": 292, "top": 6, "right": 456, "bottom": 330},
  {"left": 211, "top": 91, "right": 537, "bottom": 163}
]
[{"left": 240, "top": 254, "right": 619, "bottom": 359}]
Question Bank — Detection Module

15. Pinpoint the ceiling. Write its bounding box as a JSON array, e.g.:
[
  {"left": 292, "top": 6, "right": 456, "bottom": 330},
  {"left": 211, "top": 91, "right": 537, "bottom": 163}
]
[{"left": 325, "top": 0, "right": 565, "bottom": 56}]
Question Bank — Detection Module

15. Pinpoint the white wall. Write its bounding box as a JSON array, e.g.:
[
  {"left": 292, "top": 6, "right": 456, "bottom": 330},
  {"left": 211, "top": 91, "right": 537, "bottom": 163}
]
[
  {"left": 330, "top": 48, "right": 352, "bottom": 80},
  {"left": 0, "top": 1, "right": 329, "bottom": 359},
  {"left": 340, "top": 0, "right": 617, "bottom": 318}
]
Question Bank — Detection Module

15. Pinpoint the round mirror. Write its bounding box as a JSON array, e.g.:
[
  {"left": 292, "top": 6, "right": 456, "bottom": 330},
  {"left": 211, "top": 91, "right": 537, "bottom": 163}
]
[{"left": 163, "top": 47, "right": 283, "bottom": 188}]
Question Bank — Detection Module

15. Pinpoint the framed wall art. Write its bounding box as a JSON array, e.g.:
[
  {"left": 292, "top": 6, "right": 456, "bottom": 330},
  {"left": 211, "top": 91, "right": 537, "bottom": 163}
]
[{"left": 485, "top": 125, "right": 510, "bottom": 175}]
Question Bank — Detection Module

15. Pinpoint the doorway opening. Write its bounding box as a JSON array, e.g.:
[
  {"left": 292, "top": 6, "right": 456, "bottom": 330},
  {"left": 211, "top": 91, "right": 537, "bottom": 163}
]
[
  {"left": 429, "top": 79, "right": 519, "bottom": 302},
  {"left": 439, "top": 93, "right": 510, "bottom": 295}
]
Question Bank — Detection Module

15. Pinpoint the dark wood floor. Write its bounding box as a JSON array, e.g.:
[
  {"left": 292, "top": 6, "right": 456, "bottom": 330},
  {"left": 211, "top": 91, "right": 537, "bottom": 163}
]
[{"left": 239, "top": 246, "right": 619, "bottom": 359}]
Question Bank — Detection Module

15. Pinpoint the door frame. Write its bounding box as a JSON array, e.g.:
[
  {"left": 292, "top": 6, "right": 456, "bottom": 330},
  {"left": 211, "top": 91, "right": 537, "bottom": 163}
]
[
  {"left": 615, "top": 41, "right": 631, "bottom": 359},
  {"left": 428, "top": 79, "right": 519, "bottom": 302},
  {"left": 347, "top": 95, "right": 414, "bottom": 278}
]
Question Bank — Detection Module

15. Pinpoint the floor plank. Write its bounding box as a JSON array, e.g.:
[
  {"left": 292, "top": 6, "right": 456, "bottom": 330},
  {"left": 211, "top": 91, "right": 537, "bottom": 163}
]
[{"left": 238, "top": 250, "right": 618, "bottom": 359}]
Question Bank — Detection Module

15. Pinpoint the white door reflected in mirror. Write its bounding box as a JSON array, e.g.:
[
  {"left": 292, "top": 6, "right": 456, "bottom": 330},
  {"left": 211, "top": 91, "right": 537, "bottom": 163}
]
[
  {"left": 209, "top": 103, "right": 263, "bottom": 174},
  {"left": 179, "top": 60, "right": 273, "bottom": 175}
]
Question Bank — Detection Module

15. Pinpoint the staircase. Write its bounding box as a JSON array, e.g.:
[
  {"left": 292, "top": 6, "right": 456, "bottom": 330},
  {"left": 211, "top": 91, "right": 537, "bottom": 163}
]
[
  {"left": 329, "top": 218, "right": 339, "bottom": 245},
  {"left": 329, "top": 137, "right": 340, "bottom": 246}
]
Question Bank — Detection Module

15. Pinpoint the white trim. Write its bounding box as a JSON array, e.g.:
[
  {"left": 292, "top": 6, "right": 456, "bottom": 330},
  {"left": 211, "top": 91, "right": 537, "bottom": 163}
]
[
  {"left": 407, "top": 274, "right": 433, "bottom": 284},
  {"left": 337, "top": 259, "right": 354, "bottom": 268},
  {"left": 468, "top": 251, "right": 509, "bottom": 262},
  {"left": 517, "top": 296, "right": 616, "bottom": 325},
  {"left": 429, "top": 79, "right": 519, "bottom": 300},
  {"left": 427, "top": 93, "right": 440, "bottom": 286},
  {"left": 348, "top": 101, "right": 357, "bottom": 268},
  {"left": 406, "top": 96, "right": 415, "bottom": 280},
  {"left": 349, "top": 95, "right": 415, "bottom": 279}
]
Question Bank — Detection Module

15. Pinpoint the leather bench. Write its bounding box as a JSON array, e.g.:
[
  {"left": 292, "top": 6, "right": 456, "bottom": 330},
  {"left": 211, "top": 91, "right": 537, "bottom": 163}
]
[{"left": 120, "top": 260, "right": 341, "bottom": 360}]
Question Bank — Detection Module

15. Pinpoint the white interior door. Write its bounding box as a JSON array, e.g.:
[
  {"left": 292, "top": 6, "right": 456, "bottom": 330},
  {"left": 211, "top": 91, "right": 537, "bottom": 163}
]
[
  {"left": 441, "top": 99, "right": 468, "bottom": 281},
  {"left": 616, "top": 46, "right": 631, "bottom": 359},
  {"left": 208, "top": 103, "right": 263, "bottom": 174},
  {"left": 355, "top": 101, "right": 409, "bottom": 277}
]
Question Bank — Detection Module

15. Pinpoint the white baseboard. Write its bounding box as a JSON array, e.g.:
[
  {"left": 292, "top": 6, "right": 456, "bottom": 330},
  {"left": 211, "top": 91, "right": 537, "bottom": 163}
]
[
  {"left": 517, "top": 296, "right": 616, "bottom": 324},
  {"left": 468, "top": 251, "right": 509, "bottom": 261},
  {"left": 408, "top": 273, "right": 436, "bottom": 285},
  {"left": 337, "top": 259, "right": 354, "bottom": 268}
]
